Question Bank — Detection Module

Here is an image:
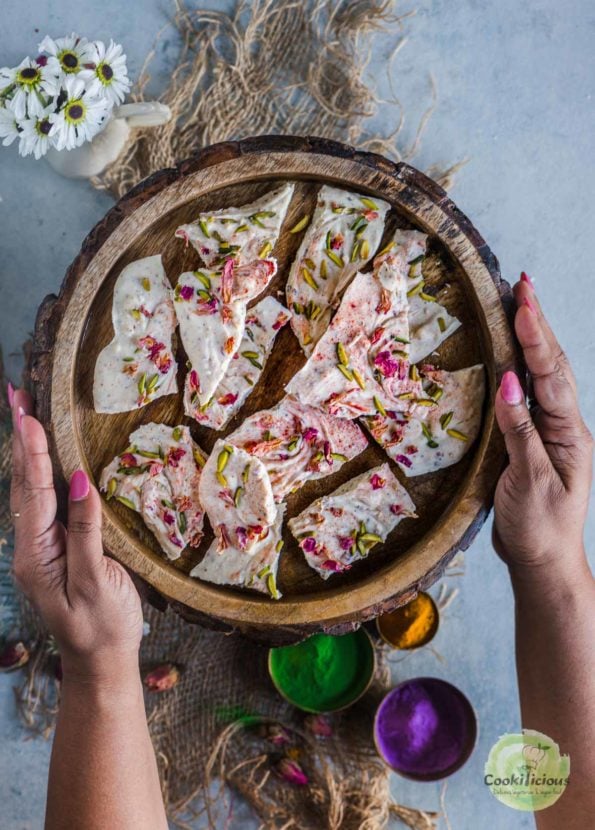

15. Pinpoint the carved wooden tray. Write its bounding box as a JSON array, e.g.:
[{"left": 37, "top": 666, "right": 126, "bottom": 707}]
[{"left": 32, "top": 136, "right": 517, "bottom": 643}]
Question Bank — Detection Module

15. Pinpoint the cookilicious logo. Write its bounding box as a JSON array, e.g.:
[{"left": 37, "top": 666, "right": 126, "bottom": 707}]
[{"left": 484, "top": 730, "right": 570, "bottom": 811}]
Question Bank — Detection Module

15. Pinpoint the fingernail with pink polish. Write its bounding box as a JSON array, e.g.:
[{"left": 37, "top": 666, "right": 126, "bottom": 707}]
[
  {"left": 522, "top": 296, "right": 537, "bottom": 315},
  {"left": 17, "top": 406, "right": 25, "bottom": 431},
  {"left": 501, "top": 371, "right": 523, "bottom": 405},
  {"left": 7, "top": 382, "right": 14, "bottom": 408},
  {"left": 520, "top": 271, "right": 534, "bottom": 290},
  {"left": 70, "top": 469, "right": 90, "bottom": 502}
]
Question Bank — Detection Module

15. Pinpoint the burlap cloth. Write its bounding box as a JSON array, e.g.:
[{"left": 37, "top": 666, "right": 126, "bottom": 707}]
[{"left": 0, "top": 2, "right": 466, "bottom": 826}]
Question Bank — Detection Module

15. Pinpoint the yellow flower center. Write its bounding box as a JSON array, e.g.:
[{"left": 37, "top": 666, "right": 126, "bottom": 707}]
[
  {"left": 17, "top": 67, "right": 41, "bottom": 88},
  {"left": 97, "top": 61, "right": 114, "bottom": 85}
]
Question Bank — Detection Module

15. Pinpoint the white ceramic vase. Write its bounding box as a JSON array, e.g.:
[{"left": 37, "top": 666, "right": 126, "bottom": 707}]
[{"left": 45, "top": 101, "right": 172, "bottom": 179}]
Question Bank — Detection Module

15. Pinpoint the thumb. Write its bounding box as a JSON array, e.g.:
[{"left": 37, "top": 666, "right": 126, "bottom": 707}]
[
  {"left": 66, "top": 469, "right": 105, "bottom": 590},
  {"left": 495, "top": 371, "right": 551, "bottom": 483}
]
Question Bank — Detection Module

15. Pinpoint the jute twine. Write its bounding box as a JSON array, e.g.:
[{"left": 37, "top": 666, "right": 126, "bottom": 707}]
[{"left": 0, "top": 1, "right": 468, "bottom": 824}]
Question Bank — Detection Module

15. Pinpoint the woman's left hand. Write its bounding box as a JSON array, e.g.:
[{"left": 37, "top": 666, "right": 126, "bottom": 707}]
[{"left": 10, "top": 388, "right": 143, "bottom": 684}]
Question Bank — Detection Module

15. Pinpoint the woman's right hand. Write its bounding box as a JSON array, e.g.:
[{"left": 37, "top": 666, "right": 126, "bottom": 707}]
[{"left": 493, "top": 274, "right": 593, "bottom": 583}]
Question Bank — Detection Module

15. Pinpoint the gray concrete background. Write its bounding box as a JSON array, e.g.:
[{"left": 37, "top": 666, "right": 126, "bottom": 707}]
[{"left": 0, "top": 1, "right": 593, "bottom": 828}]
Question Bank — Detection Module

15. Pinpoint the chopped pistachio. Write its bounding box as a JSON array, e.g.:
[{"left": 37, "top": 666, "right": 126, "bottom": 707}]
[
  {"left": 178, "top": 511, "right": 187, "bottom": 534},
  {"left": 234, "top": 487, "right": 244, "bottom": 507},
  {"left": 258, "top": 240, "right": 273, "bottom": 259},
  {"left": 115, "top": 495, "right": 136, "bottom": 510},
  {"left": 325, "top": 249, "right": 344, "bottom": 268},
  {"left": 331, "top": 452, "right": 348, "bottom": 462},
  {"left": 216, "top": 471, "right": 228, "bottom": 487},
  {"left": 420, "top": 291, "right": 437, "bottom": 303},
  {"left": 302, "top": 267, "right": 319, "bottom": 291},
  {"left": 437, "top": 316, "right": 447, "bottom": 332},
  {"left": 359, "top": 239, "right": 370, "bottom": 259},
  {"left": 130, "top": 308, "right": 141, "bottom": 320},
  {"left": 198, "top": 219, "right": 210, "bottom": 237},
  {"left": 275, "top": 540, "right": 284, "bottom": 552},
  {"left": 319, "top": 259, "right": 328, "bottom": 280},
  {"left": 377, "top": 240, "right": 395, "bottom": 256},
  {"left": 287, "top": 436, "right": 300, "bottom": 452},
  {"left": 266, "top": 572, "right": 280, "bottom": 600},
  {"left": 350, "top": 240, "right": 361, "bottom": 262},
  {"left": 194, "top": 271, "right": 211, "bottom": 289},
  {"left": 407, "top": 281, "right": 424, "bottom": 298},
  {"left": 409, "top": 364, "right": 420, "bottom": 382},
  {"left": 352, "top": 368, "right": 366, "bottom": 390},
  {"left": 289, "top": 214, "right": 310, "bottom": 233},
  {"left": 336, "top": 342, "right": 349, "bottom": 366},
  {"left": 304, "top": 257, "right": 316, "bottom": 270},
  {"left": 374, "top": 396, "right": 387, "bottom": 416},
  {"left": 360, "top": 196, "right": 378, "bottom": 210},
  {"left": 147, "top": 373, "right": 159, "bottom": 392},
  {"left": 137, "top": 449, "right": 161, "bottom": 459},
  {"left": 440, "top": 411, "right": 454, "bottom": 430},
  {"left": 236, "top": 223, "right": 249, "bottom": 232},
  {"left": 337, "top": 363, "right": 354, "bottom": 382},
  {"left": 141, "top": 277, "right": 151, "bottom": 291},
  {"left": 217, "top": 449, "right": 230, "bottom": 472},
  {"left": 446, "top": 428, "right": 469, "bottom": 441},
  {"left": 241, "top": 350, "right": 260, "bottom": 360},
  {"left": 414, "top": 398, "right": 437, "bottom": 407},
  {"left": 106, "top": 478, "right": 117, "bottom": 500},
  {"left": 359, "top": 532, "right": 383, "bottom": 544},
  {"left": 137, "top": 373, "right": 146, "bottom": 395},
  {"left": 242, "top": 464, "right": 251, "bottom": 483}
]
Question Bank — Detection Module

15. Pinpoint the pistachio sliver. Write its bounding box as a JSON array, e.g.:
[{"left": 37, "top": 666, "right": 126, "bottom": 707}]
[
  {"left": 289, "top": 214, "right": 310, "bottom": 233},
  {"left": 115, "top": 495, "right": 136, "bottom": 510},
  {"left": 360, "top": 196, "right": 379, "bottom": 210},
  {"left": 336, "top": 342, "right": 349, "bottom": 366},
  {"left": 217, "top": 449, "right": 230, "bottom": 472},
  {"left": 337, "top": 363, "right": 354, "bottom": 382},
  {"left": 446, "top": 428, "right": 469, "bottom": 441}
]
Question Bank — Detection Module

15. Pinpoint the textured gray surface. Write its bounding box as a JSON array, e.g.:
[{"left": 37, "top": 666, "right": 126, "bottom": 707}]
[{"left": 0, "top": 1, "right": 593, "bottom": 828}]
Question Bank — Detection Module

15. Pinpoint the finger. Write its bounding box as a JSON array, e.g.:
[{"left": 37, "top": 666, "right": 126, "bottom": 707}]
[
  {"left": 66, "top": 469, "right": 105, "bottom": 593},
  {"left": 15, "top": 413, "right": 57, "bottom": 544},
  {"left": 513, "top": 279, "right": 578, "bottom": 395},
  {"left": 10, "top": 388, "right": 34, "bottom": 515},
  {"left": 495, "top": 371, "right": 552, "bottom": 484},
  {"left": 513, "top": 293, "right": 582, "bottom": 433}
]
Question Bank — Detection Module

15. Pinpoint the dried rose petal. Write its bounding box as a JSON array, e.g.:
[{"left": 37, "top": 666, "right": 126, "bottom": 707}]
[
  {"left": 338, "top": 536, "right": 355, "bottom": 551},
  {"left": 0, "top": 641, "right": 30, "bottom": 672},
  {"left": 166, "top": 447, "right": 185, "bottom": 468},
  {"left": 218, "top": 392, "right": 239, "bottom": 406},
  {"left": 302, "top": 427, "right": 318, "bottom": 443},
  {"left": 179, "top": 285, "right": 194, "bottom": 301},
  {"left": 304, "top": 714, "right": 333, "bottom": 738},
  {"left": 189, "top": 369, "right": 200, "bottom": 392},
  {"left": 395, "top": 454, "right": 413, "bottom": 468},
  {"left": 143, "top": 663, "right": 181, "bottom": 692},
  {"left": 275, "top": 757, "right": 308, "bottom": 786},
  {"left": 236, "top": 527, "right": 248, "bottom": 550},
  {"left": 373, "top": 350, "right": 399, "bottom": 378},
  {"left": 119, "top": 452, "right": 138, "bottom": 468},
  {"left": 221, "top": 258, "right": 235, "bottom": 303},
  {"left": 370, "top": 473, "right": 385, "bottom": 490},
  {"left": 301, "top": 537, "right": 317, "bottom": 553},
  {"left": 321, "top": 559, "right": 345, "bottom": 572}
]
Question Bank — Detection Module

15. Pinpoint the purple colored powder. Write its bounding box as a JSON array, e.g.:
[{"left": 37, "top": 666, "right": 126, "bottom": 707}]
[{"left": 374, "top": 678, "right": 476, "bottom": 778}]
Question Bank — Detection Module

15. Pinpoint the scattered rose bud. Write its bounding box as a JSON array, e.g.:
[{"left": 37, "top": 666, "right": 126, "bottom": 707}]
[
  {"left": 304, "top": 714, "right": 333, "bottom": 738},
  {"left": 275, "top": 757, "right": 308, "bottom": 786},
  {"left": 0, "top": 641, "right": 30, "bottom": 672},
  {"left": 259, "top": 723, "right": 291, "bottom": 746},
  {"left": 143, "top": 663, "right": 180, "bottom": 692}
]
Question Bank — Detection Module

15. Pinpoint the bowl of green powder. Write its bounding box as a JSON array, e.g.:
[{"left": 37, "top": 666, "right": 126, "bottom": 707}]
[{"left": 268, "top": 629, "right": 376, "bottom": 713}]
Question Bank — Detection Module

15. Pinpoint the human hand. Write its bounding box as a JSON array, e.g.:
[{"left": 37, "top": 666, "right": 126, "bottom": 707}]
[
  {"left": 10, "top": 388, "right": 143, "bottom": 685},
  {"left": 493, "top": 273, "right": 593, "bottom": 584}
]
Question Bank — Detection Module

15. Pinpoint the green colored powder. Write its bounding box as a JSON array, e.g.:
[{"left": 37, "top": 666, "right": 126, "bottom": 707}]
[{"left": 269, "top": 630, "right": 375, "bottom": 713}]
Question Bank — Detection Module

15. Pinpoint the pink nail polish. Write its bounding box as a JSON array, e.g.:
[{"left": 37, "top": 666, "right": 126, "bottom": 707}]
[
  {"left": 522, "top": 296, "right": 537, "bottom": 315},
  {"left": 17, "top": 406, "right": 25, "bottom": 431},
  {"left": 70, "top": 469, "right": 90, "bottom": 501},
  {"left": 520, "top": 271, "right": 534, "bottom": 290},
  {"left": 7, "top": 382, "right": 14, "bottom": 408},
  {"left": 501, "top": 371, "right": 523, "bottom": 405}
]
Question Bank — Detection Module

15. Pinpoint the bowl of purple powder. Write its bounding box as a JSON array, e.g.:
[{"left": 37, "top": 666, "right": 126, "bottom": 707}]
[{"left": 373, "top": 677, "right": 477, "bottom": 780}]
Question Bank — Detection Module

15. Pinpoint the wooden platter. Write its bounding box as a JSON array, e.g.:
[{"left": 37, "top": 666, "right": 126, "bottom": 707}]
[{"left": 32, "top": 136, "right": 518, "bottom": 644}]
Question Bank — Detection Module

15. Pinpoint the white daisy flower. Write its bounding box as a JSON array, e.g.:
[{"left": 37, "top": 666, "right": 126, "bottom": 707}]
[
  {"left": 38, "top": 32, "right": 96, "bottom": 77},
  {"left": 79, "top": 39, "right": 130, "bottom": 106},
  {"left": 0, "top": 105, "right": 20, "bottom": 146},
  {"left": 49, "top": 75, "right": 110, "bottom": 151},
  {"left": 18, "top": 107, "right": 55, "bottom": 159},
  {"left": 0, "top": 57, "right": 59, "bottom": 121}
]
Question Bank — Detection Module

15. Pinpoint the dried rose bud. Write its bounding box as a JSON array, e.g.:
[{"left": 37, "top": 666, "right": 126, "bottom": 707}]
[
  {"left": 275, "top": 757, "right": 308, "bottom": 786},
  {"left": 143, "top": 663, "right": 180, "bottom": 692},
  {"left": 259, "top": 723, "right": 291, "bottom": 746},
  {"left": 0, "top": 641, "right": 30, "bottom": 672},
  {"left": 304, "top": 714, "right": 333, "bottom": 738}
]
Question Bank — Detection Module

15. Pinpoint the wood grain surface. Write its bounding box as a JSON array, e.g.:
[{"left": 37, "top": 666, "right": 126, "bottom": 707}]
[{"left": 32, "top": 136, "right": 519, "bottom": 644}]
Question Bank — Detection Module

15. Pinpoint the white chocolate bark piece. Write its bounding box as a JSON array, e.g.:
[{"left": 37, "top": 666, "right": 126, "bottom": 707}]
[
  {"left": 199, "top": 439, "right": 277, "bottom": 554},
  {"left": 363, "top": 364, "right": 485, "bottom": 476},
  {"left": 176, "top": 258, "right": 277, "bottom": 405},
  {"left": 389, "top": 229, "right": 461, "bottom": 363},
  {"left": 286, "top": 185, "right": 390, "bottom": 354},
  {"left": 289, "top": 463, "right": 416, "bottom": 579},
  {"left": 93, "top": 256, "right": 178, "bottom": 413},
  {"left": 175, "top": 183, "right": 295, "bottom": 269},
  {"left": 185, "top": 296, "right": 292, "bottom": 430},
  {"left": 286, "top": 250, "right": 423, "bottom": 419},
  {"left": 190, "top": 504, "right": 285, "bottom": 599},
  {"left": 99, "top": 423, "right": 207, "bottom": 560},
  {"left": 225, "top": 395, "right": 368, "bottom": 501}
]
